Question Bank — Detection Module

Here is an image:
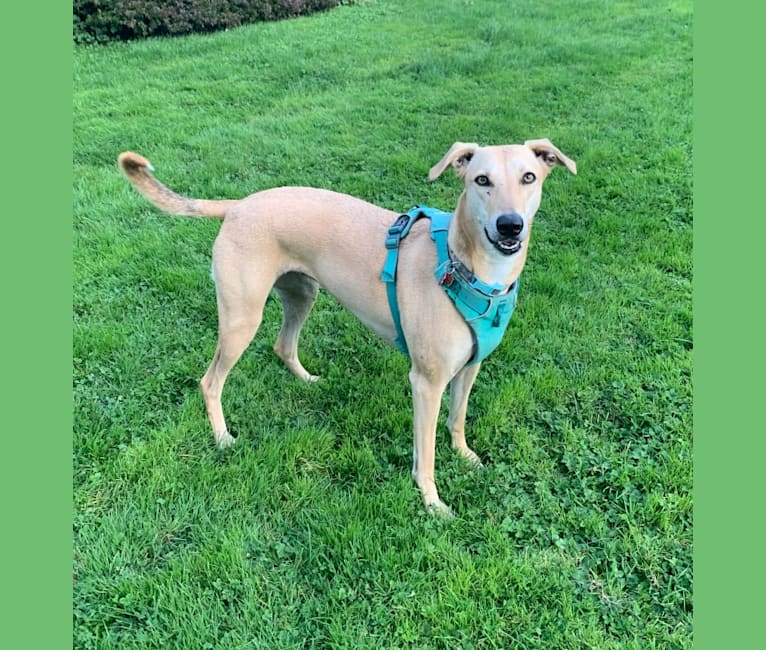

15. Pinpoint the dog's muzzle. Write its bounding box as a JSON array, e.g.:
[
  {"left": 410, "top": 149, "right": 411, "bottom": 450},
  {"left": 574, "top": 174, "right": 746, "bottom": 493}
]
[{"left": 485, "top": 213, "right": 524, "bottom": 256}]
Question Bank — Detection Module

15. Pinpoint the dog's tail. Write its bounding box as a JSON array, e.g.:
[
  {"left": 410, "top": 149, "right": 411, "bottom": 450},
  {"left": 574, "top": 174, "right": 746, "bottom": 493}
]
[{"left": 118, "top": 152, "right": 238, "bottom": 218}]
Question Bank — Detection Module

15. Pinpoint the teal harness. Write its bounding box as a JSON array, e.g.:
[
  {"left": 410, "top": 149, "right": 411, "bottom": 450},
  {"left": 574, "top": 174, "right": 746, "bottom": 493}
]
[{"left": 381, "top": 206, "right": 520, "bottom": 365}]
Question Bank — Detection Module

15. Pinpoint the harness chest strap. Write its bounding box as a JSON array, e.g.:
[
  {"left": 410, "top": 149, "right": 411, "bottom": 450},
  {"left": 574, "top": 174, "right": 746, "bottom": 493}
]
[{"left": 380, "top": 206, "right": 520, "bottom": 365}]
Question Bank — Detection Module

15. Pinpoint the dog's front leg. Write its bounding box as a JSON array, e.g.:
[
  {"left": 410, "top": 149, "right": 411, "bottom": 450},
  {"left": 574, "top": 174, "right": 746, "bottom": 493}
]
[
  {"left": 447, "top": 363, "right": 484, "bottom": 467},
  {"left": 409, "top": 367, "right": 451, "bottom": 516}
]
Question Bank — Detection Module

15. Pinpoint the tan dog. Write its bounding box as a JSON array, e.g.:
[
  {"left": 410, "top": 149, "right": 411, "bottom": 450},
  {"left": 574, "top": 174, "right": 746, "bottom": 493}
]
[{"left": 118, "top": 140, "right": 576, "bottom": 514}]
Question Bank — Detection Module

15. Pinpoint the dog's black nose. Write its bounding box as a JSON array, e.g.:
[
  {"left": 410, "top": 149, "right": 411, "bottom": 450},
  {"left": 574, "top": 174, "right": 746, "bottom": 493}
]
[{"left": 496, "top": 213, "right": 524, "bottom": 238}]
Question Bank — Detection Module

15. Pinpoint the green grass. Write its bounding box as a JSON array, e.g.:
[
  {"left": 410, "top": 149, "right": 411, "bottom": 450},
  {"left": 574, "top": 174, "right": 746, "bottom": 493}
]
[{"left": 73, "top": 0, "right": 692, "bottom": 647}]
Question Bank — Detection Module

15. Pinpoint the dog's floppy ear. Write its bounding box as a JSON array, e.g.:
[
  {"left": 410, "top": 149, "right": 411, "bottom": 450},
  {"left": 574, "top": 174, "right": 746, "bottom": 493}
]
[
  {"left": 428, "top": 142, "right": 480, "bottom": 180},
  {"left": 524, "top": 138, "right": 577, "bottom": 175}
]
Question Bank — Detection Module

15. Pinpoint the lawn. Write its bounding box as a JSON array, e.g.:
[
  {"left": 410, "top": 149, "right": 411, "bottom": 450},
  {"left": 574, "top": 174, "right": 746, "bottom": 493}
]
[{"left": 73, "top": 0, "right": 693, "bottom": 647}]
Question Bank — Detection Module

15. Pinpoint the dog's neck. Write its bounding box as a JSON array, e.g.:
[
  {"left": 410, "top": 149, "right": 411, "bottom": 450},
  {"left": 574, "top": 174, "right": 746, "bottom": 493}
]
[{"left": 448, "top": 194, "right": 528, "bottom": 289}]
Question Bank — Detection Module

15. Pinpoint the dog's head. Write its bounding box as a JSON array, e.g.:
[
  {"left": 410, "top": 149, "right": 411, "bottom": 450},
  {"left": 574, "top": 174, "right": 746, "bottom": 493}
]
[{"left": 429, "top": 139, "right": 577, "bottom": 256}]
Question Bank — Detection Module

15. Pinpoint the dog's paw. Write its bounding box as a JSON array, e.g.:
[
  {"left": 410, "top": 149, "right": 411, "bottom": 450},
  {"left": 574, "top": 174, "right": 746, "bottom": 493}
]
[
  {"left": 294, "top": 369, "right": 319, "bottom": 383},
  {"left": 215, "top": 429, "right": 236, "bottom": 449},
  {"left": 455, "top": 445, "right": 485, "bottom": 469},
  {"left": 426, "top": 499, "right": 454, "bottom": 519}
]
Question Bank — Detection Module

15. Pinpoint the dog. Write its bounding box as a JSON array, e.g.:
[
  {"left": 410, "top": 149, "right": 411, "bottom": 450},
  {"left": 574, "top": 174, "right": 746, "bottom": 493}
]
[{"left": 118, "top": 140, "right": 576, "bottom": 515}]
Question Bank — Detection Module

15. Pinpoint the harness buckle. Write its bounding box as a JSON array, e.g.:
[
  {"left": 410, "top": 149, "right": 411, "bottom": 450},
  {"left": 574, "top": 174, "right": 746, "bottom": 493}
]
[
  {"left": 387, "top": 214, "right": 409, "bottom": 234},
  {"left": 386, "top": 214, "right": 414, "bottom": 249}
]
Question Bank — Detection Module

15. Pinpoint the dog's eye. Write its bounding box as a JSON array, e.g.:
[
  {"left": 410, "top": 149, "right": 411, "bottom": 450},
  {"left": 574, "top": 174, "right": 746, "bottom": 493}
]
[
  {"left": 475, "top": 175, "right": 491, "bottom": 186},
  {"left": 521, "top": 172, "right": 537, "bottom": 185}
]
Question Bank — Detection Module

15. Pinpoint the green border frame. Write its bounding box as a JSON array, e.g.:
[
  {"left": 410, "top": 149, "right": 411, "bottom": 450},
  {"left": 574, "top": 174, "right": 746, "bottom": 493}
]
[
  {"left": 8, "top": 1, "right": 758, "bottom": 646},
  {"left": 694, "top": 3, "right": 762, "bottom": 649},
  {"left": 3, "top": 3, "right": 72, "bottom": 647}
]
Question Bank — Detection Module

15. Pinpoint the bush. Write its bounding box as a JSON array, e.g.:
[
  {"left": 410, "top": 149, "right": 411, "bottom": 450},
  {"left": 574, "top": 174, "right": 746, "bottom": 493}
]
[{"left": 73, "top": 0, "right": 347, "bottom": 44}]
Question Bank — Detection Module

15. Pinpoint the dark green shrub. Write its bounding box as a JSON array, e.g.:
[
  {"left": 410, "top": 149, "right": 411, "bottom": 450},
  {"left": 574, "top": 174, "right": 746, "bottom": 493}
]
[{"left": 73, "top": 0, "right": 346, "bottom": 44}]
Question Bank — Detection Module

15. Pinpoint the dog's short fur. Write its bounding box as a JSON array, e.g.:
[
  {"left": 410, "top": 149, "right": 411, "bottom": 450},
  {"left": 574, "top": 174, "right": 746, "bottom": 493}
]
[{"left": 118, "top": 140, "right": 576, "bottom": 514}]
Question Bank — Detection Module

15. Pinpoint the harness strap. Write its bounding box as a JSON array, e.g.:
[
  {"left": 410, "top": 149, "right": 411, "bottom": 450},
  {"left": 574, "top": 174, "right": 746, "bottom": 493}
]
[{"left": 381, "top": 210, "right": 423, "bottom": 354}]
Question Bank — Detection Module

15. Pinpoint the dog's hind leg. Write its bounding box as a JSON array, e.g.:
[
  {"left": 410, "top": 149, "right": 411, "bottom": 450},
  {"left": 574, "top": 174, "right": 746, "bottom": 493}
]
[
  {"left": 447, "top": 363, "right": 484, "bottom": 467},
  {"left": 201, "top": 319, "right": 262, "bottom": 448},
  {"left": 200, "top": 260, "right": 273, "bottom": 448},
  {"left": 273, "top": 272, "right": 320, "bottom": 382}
]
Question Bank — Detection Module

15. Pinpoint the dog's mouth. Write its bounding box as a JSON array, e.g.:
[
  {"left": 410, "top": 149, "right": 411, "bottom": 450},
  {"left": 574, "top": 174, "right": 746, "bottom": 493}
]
[{"left": 485, "top": 229, "right": 522, "bottom": 256}]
